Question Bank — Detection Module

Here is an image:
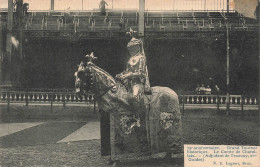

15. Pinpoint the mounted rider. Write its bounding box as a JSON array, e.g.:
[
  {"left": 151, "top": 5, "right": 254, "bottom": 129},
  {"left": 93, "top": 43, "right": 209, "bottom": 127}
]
[{"left": 116, "top": 28, "right": 151, "bottom": 106}]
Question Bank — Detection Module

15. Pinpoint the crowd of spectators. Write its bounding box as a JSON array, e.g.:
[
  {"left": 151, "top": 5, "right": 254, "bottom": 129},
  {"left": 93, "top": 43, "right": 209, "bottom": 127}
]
[
  {"left": 195, "top": 84, "right": 211, "bottom": 95},
  {"left": 195, "top": 84, "right": 220, "bottom": 95},
  {"left": 13, "top": 0, "right": 29, "bottom": 27}
]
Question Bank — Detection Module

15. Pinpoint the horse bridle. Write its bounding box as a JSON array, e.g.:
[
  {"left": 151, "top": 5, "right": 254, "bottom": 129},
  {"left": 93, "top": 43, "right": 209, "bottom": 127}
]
[{"left": 85, "top": 64, "right": 117, "bottom": 98}]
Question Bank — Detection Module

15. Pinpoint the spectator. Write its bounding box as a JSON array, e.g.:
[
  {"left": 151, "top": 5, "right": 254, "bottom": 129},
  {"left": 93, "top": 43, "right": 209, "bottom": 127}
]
[
  {"left": 119, "top": 17, "right": 124, "bottom": 30},
  {"left": 99, "top": 0, "right": 108, "bottom": 16},
  {"left": 15, "top": 0, "right": 23, "bottom": 25},
  {"left": 119, "top": 17, "right": 127, "bottom": 30},
  {"left": 90, "top": 17, "right": 95, "bottom": 30},
  {"left": 199, "top": 84, "right": 206, "bottom": 94},
  {"left": 124, "top": 17, "right": 127, "bottom": 29},
  {"left": 57, "top": 17, "right": 63, "bottom": 30},
  {"left": 215, "top": 85, "right": 220, "bottom": 94},
  {"left": 16, "top": 0, "right": 23, "bottom": 15},
  {"left": 195, "top": 84, "right": 200, "bottom": 94},
  {"left": 14, "top": 0, "right": 18, "bottom": 12},
  {"left": 23, "top": 2, "right": 29, "bottom": 16},
  {"left": 205, "top": 85, "right": 211, "bottom": 95}
]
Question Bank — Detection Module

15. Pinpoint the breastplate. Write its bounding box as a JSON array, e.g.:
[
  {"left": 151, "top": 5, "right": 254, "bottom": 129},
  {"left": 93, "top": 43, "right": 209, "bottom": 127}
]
[{"left": 127, "top": 55, "right": 144, "bottom": 72}]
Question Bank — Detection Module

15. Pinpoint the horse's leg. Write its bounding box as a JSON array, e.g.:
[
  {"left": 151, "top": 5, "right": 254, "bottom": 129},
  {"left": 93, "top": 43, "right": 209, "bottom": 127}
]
[
  {"left": 150, "top": 89, "right": 183, "bottom": 158},
  {"left": 100, "top": 109, "right": 111, "bottom": 156},
  {"left": 160, "top": 93, "right": 183, "bottom": 160}
]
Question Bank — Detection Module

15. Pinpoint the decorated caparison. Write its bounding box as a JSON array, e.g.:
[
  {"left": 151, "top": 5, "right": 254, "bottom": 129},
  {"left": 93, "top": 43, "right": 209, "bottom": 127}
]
[{"left": 74, "top": 31, "right": 183, "bottom": 162}]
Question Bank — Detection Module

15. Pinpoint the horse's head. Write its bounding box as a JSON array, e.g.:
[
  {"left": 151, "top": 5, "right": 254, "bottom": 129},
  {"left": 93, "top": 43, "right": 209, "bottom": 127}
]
[
  {"left": 74, "top": 61, "right": 92, "bottom": 95},
  {"left": 74, "top": 54, "right": 117, "bottom": 97}
]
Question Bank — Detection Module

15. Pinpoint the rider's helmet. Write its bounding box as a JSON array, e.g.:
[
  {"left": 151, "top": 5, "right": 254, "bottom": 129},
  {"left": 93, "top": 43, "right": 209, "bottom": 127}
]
[{"left": 127, "top": 37, "right": 143, "bottom": 57}]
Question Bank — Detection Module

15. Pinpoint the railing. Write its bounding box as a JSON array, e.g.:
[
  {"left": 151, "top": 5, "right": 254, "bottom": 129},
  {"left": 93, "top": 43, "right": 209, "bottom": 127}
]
[
  {"left": 0, "top": 90, "right": 96, "bottom": 113},
  {"left": 0, "top": 90, "right": 94, "bottom": 103},
  {"left": 180, "top": 94, "right": 242, "bottom": 104},
  {"left": 23, "top": 17, "right": 257, "bottom": 32},
  {"left": 1, "top": 10, "right": 257, "bottom": 32},
  {"left": 178, "top": 94, "right": 258, "bottom": 119},
  {"left": 179, "top": 94, "right": 258, "bottom": 105},
  {"left": 0, "top": 89, "right": 258, "bottom": 120},
  {"left": 0, "top": 90, "right": 258, "bottom": 106}
]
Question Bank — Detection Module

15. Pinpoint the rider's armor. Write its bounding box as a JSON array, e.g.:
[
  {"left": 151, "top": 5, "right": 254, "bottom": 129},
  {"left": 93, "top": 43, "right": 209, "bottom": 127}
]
[{"left": 117, "top": 37, "right": 150, "bottom": 103}]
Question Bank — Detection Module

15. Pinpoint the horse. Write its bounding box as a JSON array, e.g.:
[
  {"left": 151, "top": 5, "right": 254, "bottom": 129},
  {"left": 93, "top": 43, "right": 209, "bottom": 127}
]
[{"left": 75, "top": 57, "right": 183, "bottom": 161}]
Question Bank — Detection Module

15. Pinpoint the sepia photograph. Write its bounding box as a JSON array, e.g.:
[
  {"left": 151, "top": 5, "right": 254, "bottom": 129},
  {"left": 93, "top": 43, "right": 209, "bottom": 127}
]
[{"left": 0, "top": 0, "right": 259, "bottom": 166}]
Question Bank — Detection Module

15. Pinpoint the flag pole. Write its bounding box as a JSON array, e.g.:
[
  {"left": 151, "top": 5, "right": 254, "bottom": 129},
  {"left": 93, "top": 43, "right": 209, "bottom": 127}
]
[
  {"left": 256, "top": 0, "right": 260, "bottom": 146},
  {"left": 226, "top": 0, "right": 230, "bottom": 115}
]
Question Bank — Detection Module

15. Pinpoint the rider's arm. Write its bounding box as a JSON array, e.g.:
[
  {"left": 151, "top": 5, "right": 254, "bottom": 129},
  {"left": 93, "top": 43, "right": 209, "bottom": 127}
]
[{"left": 115, "top": 70, "right": 127, "bottom": 79}]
